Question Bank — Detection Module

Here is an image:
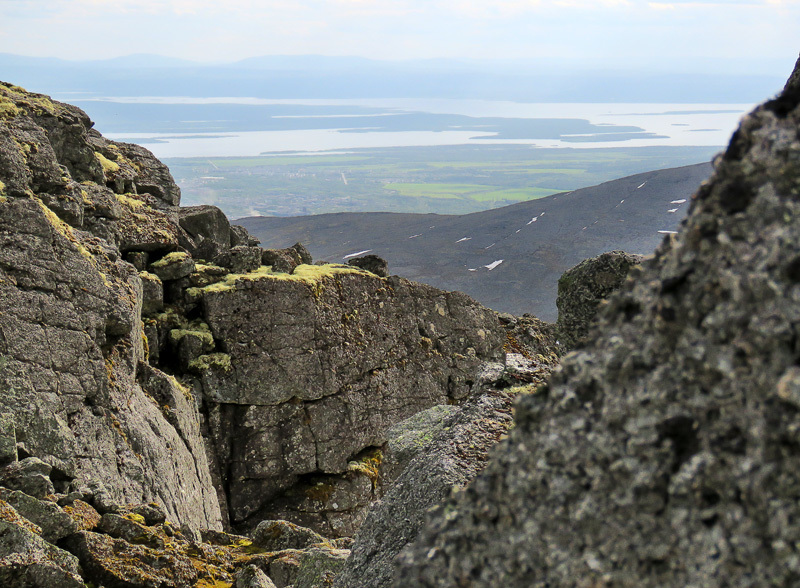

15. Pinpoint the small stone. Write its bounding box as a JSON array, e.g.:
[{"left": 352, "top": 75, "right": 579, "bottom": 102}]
[
  {"left": 128, "top": 503, "right": 167, "bottom": 526},
  {"left": 347, "top": 254, "right": 388, "bottom": 277},
  {"left": 235, "top": 564, "right": 277, "bottom": 588},
  {"left": 0, "top": 488, "right": 78, "bottom": 543},
  {"left": 0, "top": 458, "right": 54, "bottom": 500},
  {"left": 214, "top": 245, "right": 263, "bottom": 274},
  {"left": 139, "top": 271, "right": 164, "bottom": 315},
  {"left": 231, "top": 224, "right": 262, "bottom": 247},
  {"left": 262, "top": 249, "right": 297, "bottom": 274},
  {"left": 293, "top": 547, "right": 349, "bottom": 588},
  {"left": 291, "top": 242, "right": 313, "bottom": 265},
  {"left": 149, "top": 251, "right": 196, "bottom": 281},
  {"left": 251, "top": 520, "right": 325, "bottom": 552}
]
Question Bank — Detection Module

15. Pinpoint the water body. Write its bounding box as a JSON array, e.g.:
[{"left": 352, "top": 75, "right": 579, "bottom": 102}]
[{"left": 71, "top": 96, "right": 754, "bottom": 158}]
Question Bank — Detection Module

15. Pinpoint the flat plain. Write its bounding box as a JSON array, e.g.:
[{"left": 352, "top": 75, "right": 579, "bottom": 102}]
[{"left": 165, "top": 144, "right": 721, "bottom": 218}]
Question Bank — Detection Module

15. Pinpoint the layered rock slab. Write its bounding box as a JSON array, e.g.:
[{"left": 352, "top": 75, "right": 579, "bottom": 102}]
[
  {"left": 395, "top": 58, "right": 800, "bottom": 587},
  {"left": 192, "top": 265, "right": 506, "bottom": 525}
]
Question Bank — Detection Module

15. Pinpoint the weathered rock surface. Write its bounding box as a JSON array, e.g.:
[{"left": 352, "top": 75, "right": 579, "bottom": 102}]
[
  {"left": 396, "top": 57, "right": 800, "bottom": 586},
  {"left": 294, "top": 547, "right": 349, "bottom": 588},
  {"left": 236, "top": 564, "right": 278, "bottom": 588},
  {"left": 347, "top": 254, "right": 389, "bottom": 277},
  {"left": 2, "top": 80, "right": 567, "bottom": 581},
  {"left": 555, "top": 249, "right": 643, "bottom": 349},
  {"left": 195, "top": 266, "right": 507, "bottom": 526},
  {"left": 336, "top": 349, "right": 557, "bottom": 588},
  {"left": 0, "top": 81, "right": 222, "bottom": 531},
  {"left": 178, "top": 204, "right": 233, "bottom": 261}
]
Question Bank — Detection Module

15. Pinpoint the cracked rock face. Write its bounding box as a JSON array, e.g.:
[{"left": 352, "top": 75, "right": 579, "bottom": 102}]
[
  {"left": 195, "top": 272, "right": 506, "bottom": 526},
  {"left": 0, "top": 80, "right": 523, "bottom": 540},
  {"left": 395, "top": 56, "right": 800, "bottom": 587},
  {"left": 0, "top": 81, "right": 222, "bottom": 531}
]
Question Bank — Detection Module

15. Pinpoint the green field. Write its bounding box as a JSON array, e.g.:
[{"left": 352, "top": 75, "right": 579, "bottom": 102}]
[
  {"left": 164, "top": 144, "right": 721, "bottom": 219},
  {"left": 384, "top": 183, "right": 558, "bottom": 202}
]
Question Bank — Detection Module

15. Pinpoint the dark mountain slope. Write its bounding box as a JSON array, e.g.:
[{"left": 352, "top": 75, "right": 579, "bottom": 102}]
[{"left": 240, "top": 161, "right": 712, "bottom": 320}]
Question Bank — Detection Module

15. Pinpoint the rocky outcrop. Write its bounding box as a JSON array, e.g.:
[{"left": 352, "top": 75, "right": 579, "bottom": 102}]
[
  {"left": 336, "top": 333, "right": 559, "bottom": 588},
  {"left": 193, "top": 268, "right": 506, "bottom": 528},
  {"left": 347, "top": 254, "right": 389, "bottom": 277},
  {"left": 555, "top": 250, "right": 643, "bottom": 349},
  {"left": 0, "top": 466, "right": 349, "bottom": 588},
  {"left": 0, "top": 82, "right": 222, "bottom": 531},
  {"left": 1, "top": 79, "right": 540, "bottom": 559},
  {"left": 396, "top": 57, "right": 800, "bottom": 586}
]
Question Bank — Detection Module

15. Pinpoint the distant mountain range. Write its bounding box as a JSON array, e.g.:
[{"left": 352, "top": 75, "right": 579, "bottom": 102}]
[
  {"left": 239, "top": 162, "right": 713, "bottom": 321},
  {"left": 0, "top": 53, "right": 784, "bottom": 103}
]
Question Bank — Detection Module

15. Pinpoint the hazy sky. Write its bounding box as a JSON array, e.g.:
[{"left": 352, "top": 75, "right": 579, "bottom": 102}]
[{"left": 1, "top": 0, "right": 797, "bottom": 73}]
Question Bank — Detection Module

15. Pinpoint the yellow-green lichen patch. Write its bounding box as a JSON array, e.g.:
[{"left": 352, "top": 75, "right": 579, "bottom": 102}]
[
  {"left": 347, "top": 447, "right": 383, "bottom": 485},
  {"left": 96, "top": 151, "right": 120, "bottom": 174},
  {"left": 37, "top": 199, "right": 113, "bottom": 286},
  {"left": 0, "top": 499, "right": 42, "bottom": 535},
  {"left": 0, "top": 94, "right": 21, "bottom": 120},
  {"left": 116, "top": 193, "right": 146, "bottom": 210},
  {"left": 0, "top": 180, "right": 6, "bottom": 194},
  {"left": 195, "top": 263, "right": 227, "bottom": 273},
  {"left": 170, "top": 321, "right": 215, "bottom": 348},
  {"left": 188, "top": 353, "right": 233, "bottom": 374},
  {"left": 124, "top": 512, "right": 147, "bottom": 525},
  {"left": 152, "top": 251, "right": 190, "bottom": 269},
  {"left": 0, "top": 83, "right": 63, "bottom": 117},
  {"left": 201, "top": 263, "right": 369, "bottom": 294}
]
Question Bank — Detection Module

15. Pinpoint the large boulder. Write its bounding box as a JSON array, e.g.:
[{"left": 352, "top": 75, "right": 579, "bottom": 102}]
[
  {"left": 555, "top": 250, "right": 643, "bottom": 349},
  {"left": 192, "top": 266, "right": 507, "bottom": 526},
  {"left": 0, "top": 82, "right": 223, "bottom": 531},
  {"left": 395, "top": 57, "right": 800, "bottom": 586},
  {"left": 178, "top": 204, "right": 232, "bottom": 261}
]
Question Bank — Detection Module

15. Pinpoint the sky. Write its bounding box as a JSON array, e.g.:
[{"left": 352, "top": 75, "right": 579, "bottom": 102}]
[{"left": 0, "top": 0, "right": 798, "bottom": 74}]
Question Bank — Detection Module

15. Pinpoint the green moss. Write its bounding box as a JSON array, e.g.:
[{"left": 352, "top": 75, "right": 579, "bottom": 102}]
[
  {"left": 201, "top": 263, "right": 367, "bottom": 294},
  {"left": 116, "top": 193, "right": 146, "bottom": 210},
  {"left": 188, "top": 353, "right": 233, "bottom": 374},
  {"left": 170, "top": 327, "right": 215, "bottom": 347},
  {"left": 96, "top": 152, "right": 120, "bottom": 174},
  {"left": 151, "top": 251, "right": 190, "bottom": 269}
]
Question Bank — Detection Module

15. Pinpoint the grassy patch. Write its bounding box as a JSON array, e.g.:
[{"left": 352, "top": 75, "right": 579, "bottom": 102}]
[
  {"left": 206, "top": 155, "right": 371, "bottom": 167},
  {"left": 383, "top": 183, "right": 558, "bottom": 203}
]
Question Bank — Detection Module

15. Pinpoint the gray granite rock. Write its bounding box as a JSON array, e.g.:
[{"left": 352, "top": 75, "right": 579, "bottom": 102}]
[
  {"left": 0, "top": 519, "right": 83, "bottom": 587},
  {"left": 251, "top": 520, "right": 326, "bottom": 552},
  {"left": 0, "top": 84, "right": 223, "bottom": 532},
  {"left": 555, "top": 249, "right": 643, "bottom": 349},
  {"left": 197, "top": 270, "right": 506, "bottom": 525},
  {"left": 0, "top": 489, "right": 78, "bottom": 543},
  {"left": 294, "top": 547, "right": 349, "bottom": 588},
  {"left": 335, "top": 370, "right": 554, "bottom": 588},
  {"left": 235, "top": 564, "right": 277, "bottom": 588}
]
